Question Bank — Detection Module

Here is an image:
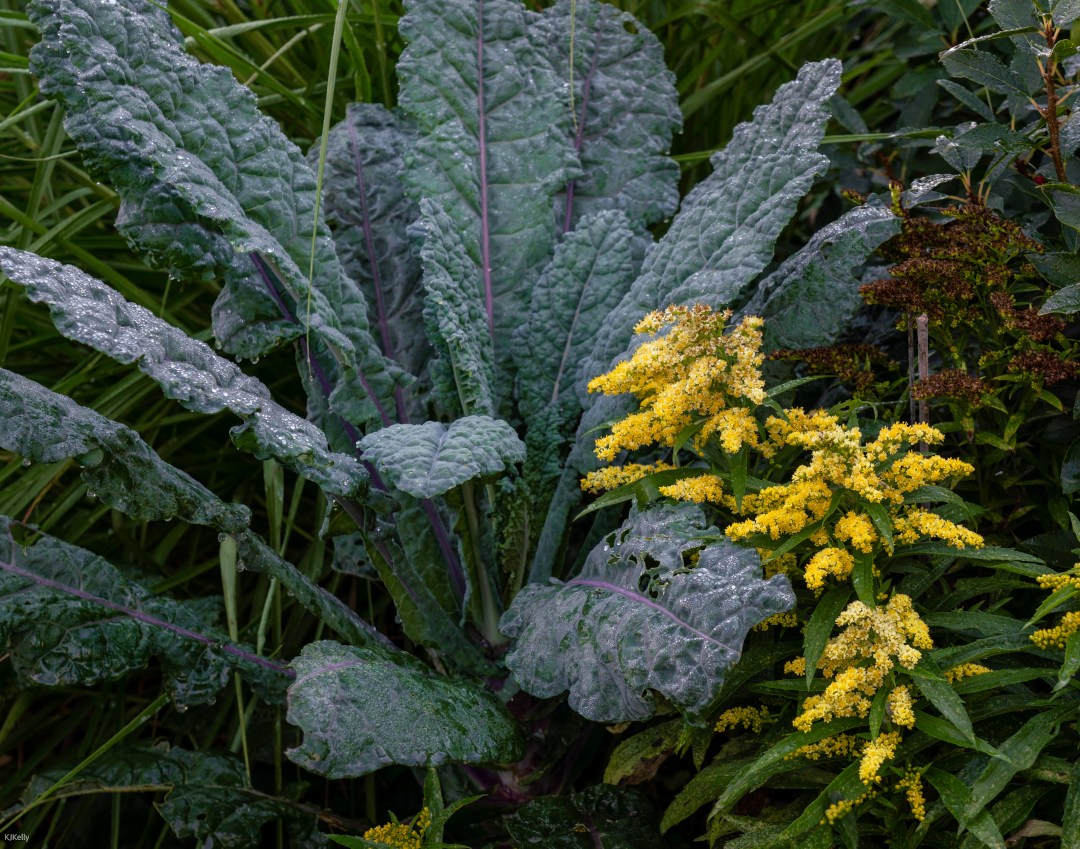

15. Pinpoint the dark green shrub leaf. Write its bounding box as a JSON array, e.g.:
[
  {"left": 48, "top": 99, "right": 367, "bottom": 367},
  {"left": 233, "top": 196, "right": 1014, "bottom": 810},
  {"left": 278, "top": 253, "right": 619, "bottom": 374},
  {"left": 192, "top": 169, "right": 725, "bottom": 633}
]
[
  {"left": 923, "top": 767, "right": 1007, "bottom": 849},
  {"left": 417, "top": 198, "right": 496, "bottom": 417},
  {"left": 501, "top": 503, "right": 795, "bottom": 723},
  {"left": 357, "top": 416, "right": 524, "bottom": 499},
  {"left": 397, "top": 0, "right": 581, "bottom": 375},
  {"left": 583, "top": 58, "right": 840, "bottom": 381},
  {"left": 531, "top": 0, "right": 681, "bottom": 234},
  {"left": 602, "top": 718, "right": 682, "bottom": 786},
  {"left": 942, "top": 49, "right": 1030, "bottom": 98},
  {"left": 0, "top": 516, "right": 288, "bottom": 707},
  {"left": 659, "top": 758, "right": 755, "bottom": 833},
  {"left": 0, "top": 368, "right": 249, "bottom": 533},
  {"left": 507, "top": 784, "right": 669, "bottom": 848},
  {"left": 0, "top": 247, "right": 374, "bottom": 503},
  {"left": 285, "top": 640, "right": 524, "bottom": 778}
]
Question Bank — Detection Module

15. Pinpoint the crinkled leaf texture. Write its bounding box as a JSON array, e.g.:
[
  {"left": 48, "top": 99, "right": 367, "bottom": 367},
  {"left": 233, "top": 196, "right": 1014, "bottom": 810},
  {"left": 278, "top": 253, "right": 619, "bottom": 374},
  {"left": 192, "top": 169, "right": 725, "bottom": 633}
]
[
  {"left": 418, "top": 198, "right": 496, "bottom": 417},
  {"left": 502, "top": 503, "right": 795, "bottom": 724},
  {"left": 0, "top": 517, "right": 288, "bottom": 708},
  {"left": 0, "top": 247, "right": 372, "bottom": 502},
  {"left": 532, "top": 0, "right": 682, "bottom": 234},
  {"left": 285, "top": 640, "right": 525, "bottom": 778},
  {"left": 0, "top": 368, "right": 249, "bottom": 533},
  {"left": 738, "top": 197, "right": 900, "bottom": 352},
  {"left": 19, "top": 742, "right": 322, "bottom": 849},
  {"left": 507, "top": 784, "right": 669, "bottom": 849},
  {"left": 358, "top": 416, "right": 525, "bottom": 499},
  {"left": 397, "top": 0, "right": 581, "bottom": 374},
  {"left": 314, "top": 104, "right": 430, "bottom": 408},
  {"left": 580, "top": 58, "right": 841, "bottom": 392},
  {"left": 512, "top": 210, "right": 636, "bottom": 428},
  {"left": 27, "top": 0, "right": 405, "bottom": 432}
]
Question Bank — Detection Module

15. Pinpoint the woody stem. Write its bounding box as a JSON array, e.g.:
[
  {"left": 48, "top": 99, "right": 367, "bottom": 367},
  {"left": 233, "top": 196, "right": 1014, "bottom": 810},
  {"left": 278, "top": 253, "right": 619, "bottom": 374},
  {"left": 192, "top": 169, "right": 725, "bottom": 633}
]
[{"left": 1045, "top": 27, "right": 1068, "bottom": 183}]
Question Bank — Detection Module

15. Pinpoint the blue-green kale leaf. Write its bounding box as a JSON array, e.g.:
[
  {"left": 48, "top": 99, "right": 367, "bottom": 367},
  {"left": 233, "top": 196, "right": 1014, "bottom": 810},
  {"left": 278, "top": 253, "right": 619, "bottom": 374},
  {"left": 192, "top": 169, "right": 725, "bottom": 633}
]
[
  {"left": 285, "top": 640, "right": 525, "bottom": 778},
  {"left": 0, "top": 516, "right": 288, "bottom": 707},
  {"left": 358, "top": 416, "right": 525, "bottom": 499},
  {"left": 502, "top": 503, "right": 795, "bottom": 724}
]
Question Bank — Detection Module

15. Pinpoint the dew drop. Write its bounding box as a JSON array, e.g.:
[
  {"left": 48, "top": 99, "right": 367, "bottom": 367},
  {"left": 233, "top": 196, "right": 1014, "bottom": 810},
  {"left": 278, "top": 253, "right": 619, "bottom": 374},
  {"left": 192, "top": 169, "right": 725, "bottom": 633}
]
[{"left": 20, "top": 458, "right": 31, "bottom": 467}]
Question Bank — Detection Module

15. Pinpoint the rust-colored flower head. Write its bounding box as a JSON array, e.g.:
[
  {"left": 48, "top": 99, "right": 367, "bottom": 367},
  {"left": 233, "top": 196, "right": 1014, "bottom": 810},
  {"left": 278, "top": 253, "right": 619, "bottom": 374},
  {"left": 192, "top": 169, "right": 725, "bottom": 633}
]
[
  {"left": 771, "top": 344, "right": 893, "bottom": 393},
  {"left": 911, "top": 370, "right": 993, "bottom": 407},
  {"left": 991, "top": 291, "right": 1065, "bottom": 342},
  {"left": 1007, "top": 351, "right": 1078, "bottom": 385}
]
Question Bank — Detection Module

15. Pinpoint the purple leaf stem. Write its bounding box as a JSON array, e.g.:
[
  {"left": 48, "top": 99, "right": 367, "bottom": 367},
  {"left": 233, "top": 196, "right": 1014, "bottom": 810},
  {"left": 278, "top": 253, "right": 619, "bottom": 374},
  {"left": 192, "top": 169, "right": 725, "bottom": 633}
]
[
  {"left": 562, "top": 21, "right": 604, "bottom": 234},
  {"left": 581, "top": 810, "right": 604, "bottom": 849},
  {"left": 346, "top": 118, "right": 409, "bottom": 424},
  {"left": 568, "top": 578, "right": 738, "bottom": 652},
  {"left": 476, "top": 0, "right": 494, "bottom": 342},
  {"left": 0, "top": 556, "right": 294, "bottom": 677}
]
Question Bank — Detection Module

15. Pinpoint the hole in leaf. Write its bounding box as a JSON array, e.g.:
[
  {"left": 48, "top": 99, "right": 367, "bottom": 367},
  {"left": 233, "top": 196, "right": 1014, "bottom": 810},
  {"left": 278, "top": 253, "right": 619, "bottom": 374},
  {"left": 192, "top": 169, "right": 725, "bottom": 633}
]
[{"left": 623, "top": 19, "right": 638, "bottom": 34}]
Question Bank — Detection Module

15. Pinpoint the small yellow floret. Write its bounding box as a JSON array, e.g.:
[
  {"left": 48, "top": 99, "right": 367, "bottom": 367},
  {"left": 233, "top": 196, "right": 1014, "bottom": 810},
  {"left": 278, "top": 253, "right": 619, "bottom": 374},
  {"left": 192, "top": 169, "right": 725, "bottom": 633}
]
[
  {"left": 1031, "top": 611, "right": 1080, "bottom": 649},
  {"left": 714, "top": 705, "right": 773, "bottom": 734},
  {"left": 887, "top": 685, "right": 915, "bottom": 728},
  {"left": 944, "top": 663, "right": 992, "bottom": 682},
  {"left": 753, "top": 611, "right": 799, "bottom": 632},
  {"left": 898, "top": 769, "right": 926, "bottom": 821},
  {"left": 859, "top": 731, "right": 902, "bottom": 784},
  {"left": 363, "top": 808, "right": 430, "bottom": 849}
]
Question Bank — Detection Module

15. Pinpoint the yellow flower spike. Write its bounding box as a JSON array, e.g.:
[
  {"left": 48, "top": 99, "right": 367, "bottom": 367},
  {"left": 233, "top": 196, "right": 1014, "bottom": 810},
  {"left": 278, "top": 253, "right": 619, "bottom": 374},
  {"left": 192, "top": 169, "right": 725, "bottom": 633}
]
[
  {"left": 363, "top": 807, "right": 430, "bottom": 849},
  {"left": 892, "top": 508, "right": 983, "bottom": 550},
  {"left": 714, "top": 705, "right": 772, "bottom": 734},
  {"left": 859, "top": 731, "right": 902, "bottom": 784},
  {"left": 659, "top": 474, "right": 726, "bottom": 504},
  {"left": 580, "top": 462, "right": 675, "bottom": 494},
  {"left": 804, "top": 548, "right": 856, "bottom": 591},
  {"left": 753, "top": 611, "right": 799, "bottom": 632},
  {"left": 835, "top": 511, "right": 877, "bottom": 553},
  {"left": 898, "top": 769, "right": 926, "bottom": 821},
  {"left": 1031, "top": 611, "right": 1080, "bottom": 649},
  {"left": 789, "top": 733, "right": 867, "bottom": 761},
  {"left": 944, "top": 663, "right": 992, "bottom": 683},
  {"left": 887, "top": 685, "right": 916, "bottom": 728}
]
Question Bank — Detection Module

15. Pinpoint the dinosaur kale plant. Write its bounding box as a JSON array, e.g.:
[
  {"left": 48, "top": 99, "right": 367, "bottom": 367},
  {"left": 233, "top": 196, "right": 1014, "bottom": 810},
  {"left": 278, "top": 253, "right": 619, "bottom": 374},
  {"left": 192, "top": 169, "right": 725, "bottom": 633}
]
[{"left": 0, "top": 0, "right": 914, "bottom": 844}]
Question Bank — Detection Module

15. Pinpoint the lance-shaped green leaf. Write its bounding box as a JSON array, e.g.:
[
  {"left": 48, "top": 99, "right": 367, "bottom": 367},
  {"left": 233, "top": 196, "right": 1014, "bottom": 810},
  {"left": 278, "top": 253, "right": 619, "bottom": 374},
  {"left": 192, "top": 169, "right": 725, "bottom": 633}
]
[
  {"left": 358, "top": 416, "right": 525, "bottom": 499},
  {"left": 418, "top": 198, "right": 496, "bottom": 417},
  {"left": 285, "top": 640, "right": 525, "bottom": 778},
  {"left": 0, "top": 517, "right": 289, "bottom": 708},
  {"left": 501, "top": 503, "right": 795, "bottom": 724},
  {"left": 0, "top": 247, "right": 371, "bottom": 502},
  {"left": 941, "top": 49, "right": 1031, "bottom": 98},
  {"left": 28, "top": 0, "right": 405, "bottom": 432},
  {"left": 580, "top": 59, "right": 840, "bottom": 385},
  {"left": 506, "top": 785, "right": 669, "bottom": 849},
  {"left": 739, "top": 197, "right": 900, "bottom": 353},
  {"left": 235, "top": 531, "right": 394, "bottom": 652},
  {"left": 397, "top": 0, "right": 581, "bottom": 374},
  {"left": 512, "top": 210, "right": 636, "bottom": 427},
  {"left": 17, "top": 743, "right": 336, "bottom": 849},
  {"left": 0, "top": 368, "right": 249, "bottom": 533},
  {"left": 531, "top": 0, "right": 682, "bottom": 234},
  {"left": 313, "top": 103, "right": 430, "bottom": 405}
]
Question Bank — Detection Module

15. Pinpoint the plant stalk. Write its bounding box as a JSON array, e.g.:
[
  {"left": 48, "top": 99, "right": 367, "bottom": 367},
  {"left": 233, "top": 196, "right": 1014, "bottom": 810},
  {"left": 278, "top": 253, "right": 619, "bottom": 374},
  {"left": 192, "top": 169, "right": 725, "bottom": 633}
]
[
  {"left": 1044, "top": 25, "right": 1068, "bottom": 183},
  {"left": 462, "top": 479, "right": 505, "bottom": 647},
  {"left": 916, "top": 312, "right": 930, "bottom": 452}
]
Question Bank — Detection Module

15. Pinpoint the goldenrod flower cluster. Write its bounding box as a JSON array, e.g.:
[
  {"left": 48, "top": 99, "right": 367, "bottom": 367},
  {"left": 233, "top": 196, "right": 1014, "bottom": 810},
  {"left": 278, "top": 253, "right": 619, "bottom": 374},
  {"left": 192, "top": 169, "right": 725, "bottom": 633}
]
[
  {"left": 835, "top": 511, "right": 877, "bottom": 553},
  {"left": 1037, "top": 568, "right": 1080, "bottom": 591},
  {"left": 726, "top": 479, "right": 832, "bottom": 543},
  {"left": 887, "top": 685, "right": 916, "bottom": 728},
  {"left": 1031, "top": 611, "right": 1080, "bottom": 649},
  {"left": 824, "top": 789, "right": 876, "bottom": 824},
  {"left": 581, "top": 462, "right": 674, "bottom": 494},
  {"left": 898, "top": 769, "right": 926, "bottom": 820},
  {"left": 587, "top": 306, "right": 765, "bottom": 462},
  {"left": 363, "top": 808, "right": 430, "bottom": 849},
  {"left": 753, "top": 611, "right": 799, "bottom": 632},
  {"left": 658, "top": 474, "right": 728, "bottom": 504},
  {"left": 714, "top": 705, "right": 772, "bottom": 734},
  {"left": 944, "top": 663, "right": 991, "bottom": 683},
  {"left": 859, "top": 731, "right": 902, "bottom": 783},
  {"left": 892, "top": 508, "right": 984, "bottom": 549},
  {"left": 792, "top": 596, "right": 932, "bottom": 732},
  {"left": 789, "top": 734, "right": 867, "bottom": 761}
]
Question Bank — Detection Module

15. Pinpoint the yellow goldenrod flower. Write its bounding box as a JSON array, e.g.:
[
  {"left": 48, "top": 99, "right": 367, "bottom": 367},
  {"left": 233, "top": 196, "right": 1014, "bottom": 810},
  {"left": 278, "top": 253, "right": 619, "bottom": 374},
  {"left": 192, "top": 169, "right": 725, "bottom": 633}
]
[
  {"left": 1031, "top": 611, "right": 1080, "bottom": 649},
  {"left": 363, "top": 808, "right": 430, "bottom": 849},
  {"left": 753, "top": 611, "right": 799, "bottom": 632},
  {"left": 898, "top": 769, "right": 926, "bottom": 821},
  {"left": 824, "top": 789, "right": 876, "bottom": 824},
  {"left": 580, "top": 462, "right": 675, "bottom": 494},
  {"left": 944, "top": 663, "right": 992, "bottom": 682},
  {"left": 1037, "top": 568, "right": 1080, "bottom": 591},
  {"left": 784, "top": 656, "right": 806, "bottom": 676},
  {"left": 887, "top": 685, "right": 916, "bottom": 728},
  {"left": 834, "top": 511, "right": 877, "bottom": 553},
  {"left": 789, "top": 734, "right": 867, "bottom": 761},
  {"left": 892, "top": 508, "right": 983, "bottom": 550},
  {"left": 859, "top": 731, "right": 902, "bottom": 784},
  {"left": 714, "top": 705, "right": 772, "bottom": 734},
  {"left": 659, "top": 474, "right": 726, "bottom": 503},
  {"left": 804, "top": 547, "right": 856, "bottom": 591}
]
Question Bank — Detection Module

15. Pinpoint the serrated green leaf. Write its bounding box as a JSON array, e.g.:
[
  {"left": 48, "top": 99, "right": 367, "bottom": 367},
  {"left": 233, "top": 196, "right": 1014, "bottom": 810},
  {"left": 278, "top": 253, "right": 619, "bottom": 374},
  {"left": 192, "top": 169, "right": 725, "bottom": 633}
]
[
  {"left": 416, "top": 199, "right": 496, "bottom": 417},
  {"left": 0, "top": 516, "right": 288, "bottom": 708},
  {"left": 507, "top": 785, "right": 669, "bottom": 849},
  {"left": 502, "top": 503, "right": 795, "bottom": 724},
  {"left": 987, "top": 0, "right": 1045, "bottom": 55},
  {"left": 0, "top": 247, "right": 374, "bottom": 503},
  {"left": 397, "top": 0, "right": 581, "bottom": 379},
  {"left": 358, "top": 416, "right": 524, "bottom": 499},
  {"left": 804, "top": 586, "right": 852, "bottom": 688},
  {"left": 1054, "top": 0, "right": 1080, "bottom": 26},
  {"left": 314, "top": 103, "right": 429, "bottom": 404},
  {"left": 18, "top": 742, "right": 326, "bottom": 849},
  {"left": 284, "top": 640, "right": 524, "bottom": 778},
  {"left": 0, "top": 368, "right": 249, "bottom": 533},
  {"left": 513, "top": 210, "right": 635, "bottom": 428},
  {"left": 27, "top": 0, "right": 406, "bottom": 436},
  {"left": 532, "top": 0, "right": 681, "bottom": 234},
  {"left": 941, "top": 49, "right": 1030, "bottom": 97},
  {"left": 582, "top": 59, "right": 840, "bottom": 384}
]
